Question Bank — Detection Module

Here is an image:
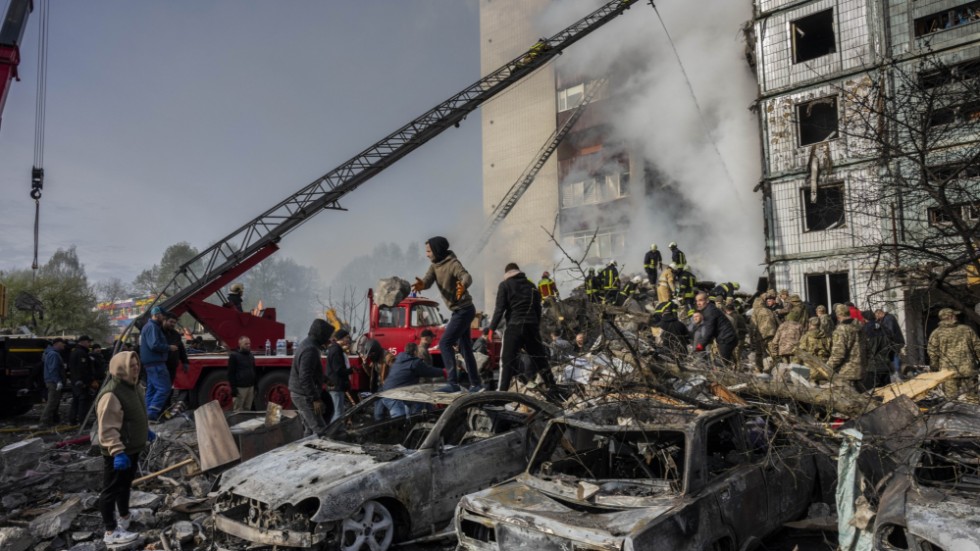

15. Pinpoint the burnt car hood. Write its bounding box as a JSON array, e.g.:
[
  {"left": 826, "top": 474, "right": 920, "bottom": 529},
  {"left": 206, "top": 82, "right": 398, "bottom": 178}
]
[
  {"left": 903, "top": 484, "right": 980, "bottom": 549},
  {"left": 217, "top": 436, "right": 409, "bottom": 509},
  {"left": 460, "top": 476, "right": 675, "bottom": 544}
]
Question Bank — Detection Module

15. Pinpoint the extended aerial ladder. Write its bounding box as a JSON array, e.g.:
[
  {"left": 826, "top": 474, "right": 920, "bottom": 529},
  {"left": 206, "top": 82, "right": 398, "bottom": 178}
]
[
  {"left": 129, "top": 0, "right": 640, "bottom": 350},
  {"left": 465, "top": 78, "right": 607, "bottom": 259}
]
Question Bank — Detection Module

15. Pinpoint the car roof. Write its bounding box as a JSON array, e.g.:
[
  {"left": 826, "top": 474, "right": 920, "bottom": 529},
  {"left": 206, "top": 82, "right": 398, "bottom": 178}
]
[
  {"left": 926, "top": 402, "right": 980, "bottom": 438},
  {"left": 376, "top": 383, "right": 467, "bottom": 406}
]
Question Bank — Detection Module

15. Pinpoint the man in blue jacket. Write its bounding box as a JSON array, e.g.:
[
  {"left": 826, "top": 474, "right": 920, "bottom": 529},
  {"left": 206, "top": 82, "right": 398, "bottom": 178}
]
[
  {"left": 41, "top": 338, "right": 67, "bottom": 426},
  {"left": 140, "top": 306, "right": 175, "bottom": 421},
  {"left": 378, "top": 342, "right": 446, "bottom": 419}
]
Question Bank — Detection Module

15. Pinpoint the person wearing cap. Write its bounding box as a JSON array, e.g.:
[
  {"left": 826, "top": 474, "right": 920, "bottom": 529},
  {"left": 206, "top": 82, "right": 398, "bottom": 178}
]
[
  {"left": 289, "top": 319, "right": 335, "bottom": 436},
  {"left": 141, "top": 306, "right": 176, "bottom": 421},
  {"left": 927, "top": 308, "right": 980, "bottom": 401},
  {"left": 619, "top": 276, "right": 642, "bottom": 305},
  {"left": 815, "top": 304, "right": 834, "bottom": 335},
  {"left": 411, "top": 236, "right": 483, "bottom": 392},
  {"left": 325, "top": 329, "right": 352, "bottom": 422},
  {"left": 749, "top": 293, "right": 779, "bottom": 372},
  {"left": 69, "top": 335, "right": 97, "bottom": 425},
  {"left": 826, "top": 304, "right": 866, "bottom": 390},
  {"left": 227, "top": 283, "right": 244, "bottom": 312},
  {"left": 643, "top": 244, "right": 662, "bottom": 284},
  {"left": 41, "top": 338, "right": 67, "bottom": 426}
]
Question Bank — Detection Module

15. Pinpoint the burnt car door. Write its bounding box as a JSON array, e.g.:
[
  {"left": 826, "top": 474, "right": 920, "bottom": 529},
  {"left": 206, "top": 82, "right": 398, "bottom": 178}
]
[
  {"left": 427, "top": 396, "right": 553, "bottom": 523},
  {"left": 702, "top": 413, "right": 769, "bottom": 545},
  {"left": 745, "top": 413, "right": 816, "bottom": 531}
]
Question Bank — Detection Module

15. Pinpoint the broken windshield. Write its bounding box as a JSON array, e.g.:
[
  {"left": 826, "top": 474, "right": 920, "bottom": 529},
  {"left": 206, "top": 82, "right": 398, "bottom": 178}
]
[
  {"left": 914, "top": 438, "right": 980, "bottom": 491},
  {"left": 528, "top": 423, "right": 686, "bottom": 499}
]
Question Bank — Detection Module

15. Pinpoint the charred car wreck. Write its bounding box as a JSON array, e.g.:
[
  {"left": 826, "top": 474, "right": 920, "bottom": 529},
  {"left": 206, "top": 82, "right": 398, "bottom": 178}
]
[
  {"left": 455, "top": 401, "right": 819, "bottom": 551},
  {"left": 212, "top": 385, "right": 557, "bottom": 550}
]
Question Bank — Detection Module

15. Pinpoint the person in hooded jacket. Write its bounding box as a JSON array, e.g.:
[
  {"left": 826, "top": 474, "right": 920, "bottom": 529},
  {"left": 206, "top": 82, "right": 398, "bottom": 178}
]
[
  {"left": 488, "top": 262, "right": 558, "bottom": 397},
  {"left": 325, "top": 329, "right": 352, "bottom": 423},
  {"left": 288, "top": 319, "right": 335, "bottom": 435},
  {"left": 411, "top": 236, "right": 483, "bottom": 392},
  {"left": 96, "top": 350, "right": 155, "bottom": 545}
]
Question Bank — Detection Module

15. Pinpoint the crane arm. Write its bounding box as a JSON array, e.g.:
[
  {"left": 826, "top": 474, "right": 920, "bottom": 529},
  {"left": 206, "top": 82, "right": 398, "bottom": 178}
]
[{"left": 0, "top": 0, "right": 32, "bottom": 130}]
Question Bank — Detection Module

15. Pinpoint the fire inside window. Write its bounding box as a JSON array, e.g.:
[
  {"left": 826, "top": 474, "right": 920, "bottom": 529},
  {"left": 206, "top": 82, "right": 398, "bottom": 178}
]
[
  {"left": 791, "top": 9, "right": 836, "bottom": 64},
  {"left": 801, "top": 183, "right": 845, "bottom": 232},
  {"left": 797, "top": 97, "right": 839, "bottom": 146}
]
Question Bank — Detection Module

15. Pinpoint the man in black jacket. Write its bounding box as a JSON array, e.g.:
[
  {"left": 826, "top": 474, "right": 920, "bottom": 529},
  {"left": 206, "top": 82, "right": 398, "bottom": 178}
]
[
  {"left": 228, "top": 336, "right": 257, "bottom": 412},
  {"left": 488, "top": 263, "right": 557, "bottom": 397},
  {"left": 69, "top": 335, "right": 96, "bottom": 424},
  {"left": 288, "top": 319, "right": 335, "bottom": 435},
  {"left": 164, "top": 313, "right": 191, "bottom": 406},
  {"left": 325, "top": 329, "right": 351, "bottom": 423},
  {"left": 695, "top": 292, "right": 738, "bottom": 363}
]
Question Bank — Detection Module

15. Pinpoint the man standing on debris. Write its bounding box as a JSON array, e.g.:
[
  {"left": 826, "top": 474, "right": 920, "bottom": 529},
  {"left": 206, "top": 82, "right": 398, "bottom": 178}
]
[
  {"left": 41, "top": 338, "right": 67, "bottom": 426},
  {"left": 599, "top": 261, "right": 620, "bottom": 304},
  {"left": 875, "top": 308, "right": 905, "bottom": 377},
  {"left": 412, "top": 236, "right": 483, "bottom": 392},
  {"left": 927, "top": 308, "right": 980, "bottom": 401},
  {"left": 163, "top": 313, "right": 189, "bottom": 405},
  {"left": 378, "top": 342, "right": 447, "bottom": 418},
  {"left": 657, "top": 263, "right": 676, "bottom": 303},
  {"left": 69, "top": 335, "right": 96, "bottom": 425},
  {"left": 694, "top": 292, "right": 738, "bottom": 363},
  {"left": 489, "top": 262, "right": 558, "bottom": 397},
  {"left": 325, "top": 329, "right": 352, "bottom": 423},
  {"left": 140, "top": 306, "right": 176, "bottom": 421},
  {"left": 675, "top": 266, "right": 697, "bottom": 309},
  {"left": 643, "top": 244, "right": 662, "bottom": 283},
  {"left": 668, "top": 242, "right": 686, "bottom": 267},
  {"left": 228, "top": 336, "right": 257, "bottom": 412},
  {"left": 289, "top": 319, "right": 335, "bottom": 435},
  {"left": 96, "top": 350, "right": 155, "bottom": 546},
  {"left": 826, "top": 304, "right": 866, "bottom": 390},
  {"left": 750, "top": 292, "right": 780, "bottom": 371},
  {"left": 538, "top": 271, "right": 558, "bottom": 303}
]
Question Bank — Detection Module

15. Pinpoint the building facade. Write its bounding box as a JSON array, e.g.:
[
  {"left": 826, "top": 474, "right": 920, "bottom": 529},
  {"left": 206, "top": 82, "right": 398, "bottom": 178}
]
[{"left": 748, "top": 0, "right": 980, "bottom": 361}]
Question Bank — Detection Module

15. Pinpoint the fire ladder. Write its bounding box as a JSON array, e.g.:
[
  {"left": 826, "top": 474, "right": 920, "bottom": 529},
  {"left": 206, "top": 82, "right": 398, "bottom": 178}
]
[
  {"left": 128, "top": 0, "right": 640, "bottom": 348},
  {"left": 465, "top": 77, "right": 607, "bottom": 259}
]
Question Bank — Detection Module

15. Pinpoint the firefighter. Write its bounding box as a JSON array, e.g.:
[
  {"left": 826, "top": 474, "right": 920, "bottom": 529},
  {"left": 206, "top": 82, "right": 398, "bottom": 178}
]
[
  {"left": 668, "top": 242, "right": 687, "bottom": 267},
  {"left": 599, "top": 261, "right": 620, "bottom": 304},
  {"left": 643, "top": 244, "right": 662, "bottom": 283},
  {"left": 657, "top": 263, "right": 676, "bottom": 303},
  {"left": 675, "top": 266, "right": 697, "bottom": 309},
  {"left": 619, "top": 276, "right": 641, "bottom": 305},
  {"left": 710, "top": 281, "right": 740, "bottom": 300},
  {"left": 585, "top": 267, "right": 600, "bottom": 303},
  {"left": 538, "top": 271, "right": 558, "bottom": 303}
]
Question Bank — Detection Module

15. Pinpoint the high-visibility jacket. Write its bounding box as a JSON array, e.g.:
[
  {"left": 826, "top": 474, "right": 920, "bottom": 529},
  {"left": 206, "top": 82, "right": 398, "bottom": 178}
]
[
  {"left": 538, "top": 278, "right": 557, "bottom": 299},
  {"left": 676, "top": 270, "right": 697, "bottom": 299},
  {"left": 620, "top": 282, "right": 638, "bottom": 299},
  {"left": 643, "top": 250, "right": 662, "bottom": 272},
  {"left": 585, "top": 274, "right": 600, "bottom": 296},
  {"left": 600, "top": 266, "right": 620, "bottom": 291},
  {"left": 671, "top": 248, "right": 687, "bottom": 266}
]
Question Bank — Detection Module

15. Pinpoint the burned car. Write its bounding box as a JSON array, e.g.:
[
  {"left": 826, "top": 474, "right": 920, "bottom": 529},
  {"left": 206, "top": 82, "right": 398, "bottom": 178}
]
[
  {"left": 455, "top": 401, "right": 818, "bottom": 550},
  {"left": 213, "top": 384, "right": 557, "bottom": 550},
  {"left": 874, "top": 402, "right": 980, "bottom": 551}
]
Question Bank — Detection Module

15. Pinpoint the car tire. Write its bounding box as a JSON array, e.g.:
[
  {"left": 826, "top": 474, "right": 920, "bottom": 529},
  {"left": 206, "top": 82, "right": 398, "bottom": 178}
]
[
  {"left": 255, "top": 371, "right": 293, "bottom": 410},
  {"left": 196, "top": 370, "right": 232, "bottom": 411},
  {"left": 340, "top": 499, "right": 395, "bottom": 551}
]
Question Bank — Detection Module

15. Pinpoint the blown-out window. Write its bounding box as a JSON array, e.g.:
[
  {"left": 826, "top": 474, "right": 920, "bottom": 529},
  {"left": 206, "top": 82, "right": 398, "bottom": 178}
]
[{"left": 792, "top": 9, "right": 836, "bottom": 63}]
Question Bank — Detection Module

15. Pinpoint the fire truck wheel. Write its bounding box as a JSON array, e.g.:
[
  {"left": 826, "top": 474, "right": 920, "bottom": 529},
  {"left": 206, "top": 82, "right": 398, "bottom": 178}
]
[
  {"left": 197, "top": 370, "right": 233, "bottom": 411},
  {"left": 255, "top": 371, "right": 293, "bottom": 410}
]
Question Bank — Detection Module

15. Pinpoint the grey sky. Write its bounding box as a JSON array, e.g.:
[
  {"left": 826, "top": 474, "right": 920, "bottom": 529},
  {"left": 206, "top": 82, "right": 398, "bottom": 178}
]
[{"left": 0, "top": 1, "right": 485, "bottom": 286}]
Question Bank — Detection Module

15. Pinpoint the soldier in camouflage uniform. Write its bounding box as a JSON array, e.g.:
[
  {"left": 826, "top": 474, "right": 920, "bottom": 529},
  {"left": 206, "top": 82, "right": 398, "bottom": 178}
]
[
  {"left": 798, "top": 318, "right": 832, "bottom": 382},
  {"left": 749, "top": 292, "right": 780, "bottom": 371},
  {"left": 826, "top": 304, "right": 866, "bottom": 390},
  {"left": 927, "top": 308, "right": 980, "bottom": 402},
  {"left": 815, "top": 304, "right": 834, "bottom": 335}
]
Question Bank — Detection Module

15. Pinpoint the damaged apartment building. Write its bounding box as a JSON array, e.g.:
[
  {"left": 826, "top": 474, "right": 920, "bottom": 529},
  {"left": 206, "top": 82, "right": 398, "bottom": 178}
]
[
  {"left": 747, "top": 0, "right": 980, "bottom": 361},
  {"left": 479, "top": 0, "right": 654, "bottom": 299}
]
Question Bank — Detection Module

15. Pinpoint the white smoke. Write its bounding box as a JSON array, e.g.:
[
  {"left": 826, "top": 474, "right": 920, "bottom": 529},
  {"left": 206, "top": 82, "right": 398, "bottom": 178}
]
[{"left": 540, "top": 0, "right": 764, "bottom": 289}]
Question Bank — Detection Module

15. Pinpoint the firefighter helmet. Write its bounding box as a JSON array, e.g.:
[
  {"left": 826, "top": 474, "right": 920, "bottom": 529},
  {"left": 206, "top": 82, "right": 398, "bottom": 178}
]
[
  {"left": 230, "top": 283, "right": 244, "bottom": 294},
  {"left": 650, "top": 243, "right": 657, "bottom": 250},
  {"left": 668, "top": 242, "right": 677, "bottom": 248},
  {"left": 733, "top": 282, "right": 740, "bottom": 290}
]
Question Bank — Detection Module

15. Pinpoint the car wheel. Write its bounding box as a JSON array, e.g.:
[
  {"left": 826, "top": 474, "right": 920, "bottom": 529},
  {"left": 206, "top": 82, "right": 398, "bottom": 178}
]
[{"left": 340, "top": 500, "right": 395, "bottom": 551}]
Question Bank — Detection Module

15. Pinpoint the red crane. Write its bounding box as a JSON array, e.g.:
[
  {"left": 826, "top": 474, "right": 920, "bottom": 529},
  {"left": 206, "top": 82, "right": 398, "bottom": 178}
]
[{"left": 0, "top": 0, "right": 32, "bottom": 131}]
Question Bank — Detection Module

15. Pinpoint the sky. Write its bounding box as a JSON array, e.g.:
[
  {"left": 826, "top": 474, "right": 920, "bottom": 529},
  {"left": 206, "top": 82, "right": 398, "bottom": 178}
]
[
  {"left": 0, "top": 0, "right": 764, "bottom": 302},
  {"left": 0, "top": 1, "right": 485, "bottom": 286}
]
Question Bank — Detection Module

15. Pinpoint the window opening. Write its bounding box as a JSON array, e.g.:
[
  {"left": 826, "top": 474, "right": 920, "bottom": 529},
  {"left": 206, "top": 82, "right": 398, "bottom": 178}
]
[
  {"left": 805, "top": 272, "right": 850, "bottom": 312},
  {"left": 792, "top": 9, "right": 836, "bottom": 63},
  {"left": 915, "top": 2, "right": 980, "bottom": 37},
  {"left": 798, "top": 97, "right": 839, "bottom": 146},
  {"left": 801, "top": 182, "right": 845, "bottom": 231}
]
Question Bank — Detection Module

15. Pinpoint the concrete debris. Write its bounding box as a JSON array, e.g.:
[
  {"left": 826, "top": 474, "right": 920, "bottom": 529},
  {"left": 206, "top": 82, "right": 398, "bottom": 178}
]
[
  {"left": 2, "top": 491, "right": 28, "bottom": 509},
  {"left": 170, "top": 520, "right": 196, "bottom": 544},
  {"left": 66, "top": 542, "right": 104, "bottom": 551},
  {"left": 1, "top": 437, "right": 44, "bottom": 481},
  {"left": 29, "top": 496, "right": 82, "bottom": 540},
  {"left": 128, "top": 491, "right": 164, "bottom": 509},
  {"left": 375, "top": 276, "right": 410, "bottom": 307},
  {"left": 71, "top": 530, "right": 94, "bottom": 542},
  {"left": 0, "top": 526, "right": 34, "bottom": 551}
]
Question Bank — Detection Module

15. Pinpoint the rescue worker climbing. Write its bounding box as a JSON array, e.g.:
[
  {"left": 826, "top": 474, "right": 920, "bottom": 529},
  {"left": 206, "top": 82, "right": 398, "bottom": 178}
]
[
  {"left": 599, "top": 261, "right": 620, "bottom": 304},
  {"left": 668, "top": 242, "right": 686, "bottom": 267},
  {"left": 226, "top": 283, "right": 244, "bottom": 312},
  {"left": 643, "top": 244, "right": 662, "bottom": 283}
]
